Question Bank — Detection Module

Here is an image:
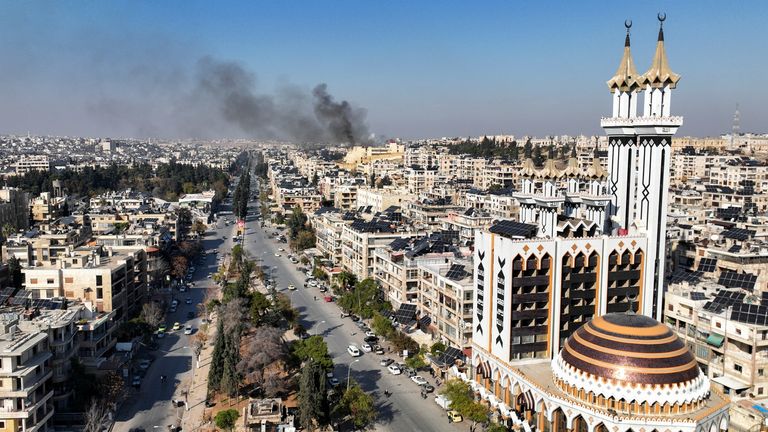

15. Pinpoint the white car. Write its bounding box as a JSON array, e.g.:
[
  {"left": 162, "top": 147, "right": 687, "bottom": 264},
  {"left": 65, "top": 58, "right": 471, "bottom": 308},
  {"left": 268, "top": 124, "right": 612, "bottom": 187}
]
[
  {"left": 347, "top": 344, "right": 361, "bottom": 357},
  {"left": 365, "top": 331, "right": 376, "bottom": 338},
  {"left": 387, "top": 364, "right": 402, "bottom": 375},
  {"left": 411, "top": 375, "right": 428, "bottom": 386},
  {"left": 274, "top": 253, "right": 281, "bottom": 257},
  {"left": 307, "top": 280, "right": 317, "bottom": 287},
  {"left": 361, "top": 343, "right": 372, "bottom": 352},
  {"left": 184, "top": 325, "right": 193, "bottom": 335},
  {"left": 288, "top": 284, "right": 296, "bottom": 291},
  {"left": 171, "top": 299, "right": 179, "bottom": 307},
  {"left": 185, "top": 297, "right": 192, "bottom": 304},
  {"left": 278, "top": 248, "right": 285, "bottom": 252}
]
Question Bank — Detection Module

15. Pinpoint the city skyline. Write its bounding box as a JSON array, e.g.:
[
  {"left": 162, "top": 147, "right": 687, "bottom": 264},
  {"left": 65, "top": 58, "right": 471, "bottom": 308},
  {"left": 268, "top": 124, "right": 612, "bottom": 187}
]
[{"left": 0, "top": 1, "right": 765, "bottom": 140}]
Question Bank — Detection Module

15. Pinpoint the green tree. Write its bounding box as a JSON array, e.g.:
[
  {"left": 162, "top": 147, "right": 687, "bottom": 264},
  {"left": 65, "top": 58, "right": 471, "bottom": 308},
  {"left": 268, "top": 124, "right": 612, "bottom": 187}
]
[
  {"left": 6, "top": 257, "right": 22, "bottom": 289},
  {"left": 441, "top": 379, "right": 491, "bottom": 432},
  {"left": 214, "top": 409, "right": 240, "bottom": 432},
  {"left": 334, "top": 381, "right": 376, "bottom": 429},
  {"left": 249, "top": 291, "right": 272, "bottom": 325},
  {"left": 292, "top": 336, "right": 333, "bottom": 370},
  {"left": 371, "top": 312, "right": 394, "bottom": 339},
  {"left": 207, "top": 319, "right": 226, "bottom": 392},
  {"left": 294, "top": 229, "right": 316, "bottom": 251},
  {"left": 485, "top": 423, "right": 509, "bottom": 432},
  {"left": 405, "top": 348, "right": 428, "bottom": 370},
  {"left": 335, "top": 271, "right": 357, "bottom": 290},
  {"left": 430, "top": 341, "right": 447, "bottom": 356},
  {"left": 297, "top": 360, "right": 328, "bottom": 430}
]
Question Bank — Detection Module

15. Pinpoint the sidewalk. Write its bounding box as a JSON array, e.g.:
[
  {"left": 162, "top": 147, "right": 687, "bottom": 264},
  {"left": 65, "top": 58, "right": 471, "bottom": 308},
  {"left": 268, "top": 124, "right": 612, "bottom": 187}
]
[{"left": 180, "top": 313, "right": 218, "bottom": 432}]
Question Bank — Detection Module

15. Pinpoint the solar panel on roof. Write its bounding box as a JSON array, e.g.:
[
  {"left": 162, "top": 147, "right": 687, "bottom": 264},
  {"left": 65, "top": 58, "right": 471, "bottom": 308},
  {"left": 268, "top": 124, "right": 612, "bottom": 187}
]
[
  {"left": 728, "top": 244, "right": 742, "bottom": 253},
  {"left": 762, "top": 292, "right": 768, "bottom": 307},
  {"left": 690, "top": 292, "right": 707, "bottom": 301},
  {"left": 446, "top": 264, "right": 469, "bottom": 281},
  {"left": 489, "top": 220, "right": 538, "bottom": 239},
  {"left": 718, "top": 271, "right": 758, "bottom": 291},
  {"left": 703, "top": 290, "right": 746, "bottom": 313},
  {"left": 393, "top": 303, "right": 417, "bottom": 324},
  {"left": 730, "top": 303, "right": 768, "bottom": 326},
  {"left": 698, "top": 258, "right": 718, "bottom": 273},
  {"left": 722, "top": 228, "right": 755, "bottom": 241},
  {"left": 669, "top": 270, "right": 703, "bottom": 285}
]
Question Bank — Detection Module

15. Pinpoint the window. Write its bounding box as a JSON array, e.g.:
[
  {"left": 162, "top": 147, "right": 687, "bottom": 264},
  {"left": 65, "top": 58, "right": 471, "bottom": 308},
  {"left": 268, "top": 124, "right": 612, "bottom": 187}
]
[
  {"left": 0, "top": 421, "right": 5, "bottom": 428},
  {"left": 734, "top": 364, "right": 743, "bottom": 373},
  {"left": 30, "top": 278, "right": 38, "bottom": 284},
  {"left": 96, "top": 275, "right": 103, "bottom": 286},
  {"left": 759, "top": 387, "right": 764, "bottom": 395},
  {"left": 716, "top": 322, "right": 722, "bottom": 329},
  {"left": 46, "top": 279, "right": 55, "bottom": 284},
  {"left": 64, "top": 277, "right": 73, "bottom": 284},
  {"left": 668, "top": 304, "right": 674, "bottom": 311},
  {"left": 759, "top": 369, "right": 764, "bottom": 377},
  {"left": 96, "top": 288, "right": 103, "bottom": 299}
]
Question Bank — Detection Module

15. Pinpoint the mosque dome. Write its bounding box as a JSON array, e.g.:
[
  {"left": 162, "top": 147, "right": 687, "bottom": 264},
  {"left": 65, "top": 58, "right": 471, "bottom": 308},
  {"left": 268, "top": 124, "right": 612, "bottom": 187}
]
[{"left": 552, "top": 313, "right": 710, "bottom": 411}]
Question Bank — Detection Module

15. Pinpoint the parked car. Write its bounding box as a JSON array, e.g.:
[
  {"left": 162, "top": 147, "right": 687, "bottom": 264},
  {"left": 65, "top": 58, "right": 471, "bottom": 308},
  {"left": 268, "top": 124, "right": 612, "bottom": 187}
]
[
  {"left": 184, "top": 325, "right": 193, "bottom": 335},
  {"left": 420, "top": 383, "right": 435, "bottom": 393},
  {"left": 387, "top": 364, "right": 402, "bottom": 375},
  {"left": 172, "top": 322, "right": 181, "bottom": 331},
  {"left": 374, "top": 346, "right": 385, "bottom": 355},
  {"left": 132, "top": 375, "right": 142, "bottom": 388},
  {"left": 328, "top": 377, "right": 340, "bottom": 387},
  {"left": 411, "top": 375, "right": 428, "bottom": 386},
  {"left": 138, "top": 359, "right": 151, "bottom": 370},
  {"left": 347, "top": 344, "right": 361, "bottom": 357},
  {"left": 447, "top": 410, "right": 463, "bottom": 423},
  {"left": 340, "top": 311, "right": 351, "bottom": 318},
  {"left": 349, "top": 315, "right": 360, "bottom": 322},
  {"left": 406, "top": 368, "right": 417, "bottom": 378},
  {"left": 171, "top": 300, "right": 179, "bottom": 307},
  {"left": 274, "top": 253, "right": 281, "bottom": 257},
  {"left": 380, "top": 358, "right": 394, "bottom": 367},
  {"left": 185, "top": 297, "right": 193, "bottom": 304},
  {"left": 363, "top": 336, "right": 379, "bottom": 344},
  {"left": 361, "top": 343, "right": 372, "bottom": 352},
  {"left": 324, "top": 296, "right": 333, "bottom": 302},
  {"left": 288, "top": 284, "right": 296, "bottom": 291},
  {"left": 364, "top": 331, "right": 376, "bottom": 338},
  {"left": 156, "top": 330, "right": 165, "bottom": 338},
  {"left": 158, "top": 324, "right": 167, "bottom": 332}
]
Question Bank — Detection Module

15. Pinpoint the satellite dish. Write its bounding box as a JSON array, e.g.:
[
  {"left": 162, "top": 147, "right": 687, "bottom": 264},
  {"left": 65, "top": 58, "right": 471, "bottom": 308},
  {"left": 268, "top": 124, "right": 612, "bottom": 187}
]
[{"left": 710, "top": 234, "right": 720, "bottom": 241}]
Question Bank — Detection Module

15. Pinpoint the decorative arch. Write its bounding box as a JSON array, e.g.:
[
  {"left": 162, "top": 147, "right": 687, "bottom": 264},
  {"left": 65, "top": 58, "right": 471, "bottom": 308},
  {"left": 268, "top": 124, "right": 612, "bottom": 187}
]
[
  {"left": 571, "top": 414, "right": 588, "bottom": 432},
  {"left": 594, "top": 423, "right": 609, "bottom": 432},
  {"left": 719, "top": 414, "right": 729, "bottom": 431}
]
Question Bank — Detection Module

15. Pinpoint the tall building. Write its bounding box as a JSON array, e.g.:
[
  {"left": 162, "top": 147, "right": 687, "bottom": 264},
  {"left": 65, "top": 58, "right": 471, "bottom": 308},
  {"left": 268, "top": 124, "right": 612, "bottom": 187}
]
[{"left": 467, "top": 17, "right": 730, "bottom": 431}]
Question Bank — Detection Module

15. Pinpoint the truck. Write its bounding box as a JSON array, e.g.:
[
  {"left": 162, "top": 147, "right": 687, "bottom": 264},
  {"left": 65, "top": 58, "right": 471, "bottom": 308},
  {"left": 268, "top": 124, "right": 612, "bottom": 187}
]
[{"left": 434, "top": 394, "right": 451, "bottom": 410}]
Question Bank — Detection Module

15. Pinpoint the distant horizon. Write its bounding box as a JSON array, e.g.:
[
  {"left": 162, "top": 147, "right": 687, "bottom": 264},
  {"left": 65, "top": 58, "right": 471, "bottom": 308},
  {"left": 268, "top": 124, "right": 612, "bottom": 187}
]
[{"left": 0, "top": 1, "right": 765, "bottom": 140}]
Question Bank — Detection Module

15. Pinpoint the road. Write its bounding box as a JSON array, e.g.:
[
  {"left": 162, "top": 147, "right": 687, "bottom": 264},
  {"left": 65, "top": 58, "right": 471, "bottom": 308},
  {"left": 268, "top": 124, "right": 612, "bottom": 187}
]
[
  {"left": 246, "top": 212, "right": 463, "bottom": 431},
  {"left": 113, "top": 217, "right": 239, "bottom": 432}
]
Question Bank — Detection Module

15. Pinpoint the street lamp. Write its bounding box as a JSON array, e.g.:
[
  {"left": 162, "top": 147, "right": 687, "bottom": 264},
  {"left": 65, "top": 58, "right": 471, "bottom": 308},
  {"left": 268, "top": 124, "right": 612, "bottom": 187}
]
[{"left": 346, "top": 359, "right": 360, "bottom": 391}]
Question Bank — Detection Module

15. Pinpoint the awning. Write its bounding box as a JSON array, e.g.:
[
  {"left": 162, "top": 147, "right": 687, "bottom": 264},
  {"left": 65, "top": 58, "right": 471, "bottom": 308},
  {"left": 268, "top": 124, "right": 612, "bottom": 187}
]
[
  {"left": 706, "top": 333, "right": 725, "bottom": 347},
  {"left": 713, "top": 375, "right": 751, "bottom": 391}
]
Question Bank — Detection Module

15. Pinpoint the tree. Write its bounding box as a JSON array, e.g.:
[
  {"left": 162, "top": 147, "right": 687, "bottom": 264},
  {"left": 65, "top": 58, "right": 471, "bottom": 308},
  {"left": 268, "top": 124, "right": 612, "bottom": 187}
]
[
  {"left": 237, "top": 327, "right": 287, "bottom": 388},
  {"left": 83, "top": 399, "right": 110, "bottom": 432},
  {"left": 214, "top": 409, "right": 240, "bottom": 432},
  {"left": 430, "top": 341, "right": 447, "bottom": 356},
  {"left": 292, "top": 335, "right": 333, "bottom": 370},
  {"left": 170, "top": 255, "right": 189, "bottom": 279},
  {"left": 294, "top": 229, "right": 316, "bottom": 251},
  {"left": 335, "top": 271, "right": 357, "bottom": 291},
  {"left": 208, "top": 319, "right": 226, "bottom": 392},
  {"left": 334, "top": 381, "right": 376, "bottom": 430},
  {"left": 485, "top": 423, "right": 509, "bottom": 432},
  {"left": 441, "top": 379, "right": 491, "bottom": 432},
  {"left": 249, "top": 291, "right": 272, "bottom": 325},
  {"left": 371, "top": 313, "right": 394, "bottom": 339},
  {"left": 192, "top": 330, "right": 209, "bottom": 366},
  {"left": 139, "top": 302, "right": 164, "bottom": 329},
  {"left": 6, "top": 257, "right": 22, "bottom": 289},
  {"left": 297, "top": 360, "right": 327, "bottom": 430},
  {"left": 405, "top": 348, "right": 428, "bottom": 370}
]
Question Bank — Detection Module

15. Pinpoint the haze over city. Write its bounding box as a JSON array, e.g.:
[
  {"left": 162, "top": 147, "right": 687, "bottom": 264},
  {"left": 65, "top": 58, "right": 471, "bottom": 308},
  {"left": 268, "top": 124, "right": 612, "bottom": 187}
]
[{"left": 0, "top": 1, "right": 765, "bottom": 140}]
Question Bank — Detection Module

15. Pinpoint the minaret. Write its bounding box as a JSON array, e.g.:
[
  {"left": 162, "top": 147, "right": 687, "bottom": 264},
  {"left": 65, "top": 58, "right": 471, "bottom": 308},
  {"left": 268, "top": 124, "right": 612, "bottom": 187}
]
[
  {"left": 635, "top": 13, "right": 682, "bottom": 320},
  {"left": 603, "top": 20, "right": 641, "bottom": 233}
]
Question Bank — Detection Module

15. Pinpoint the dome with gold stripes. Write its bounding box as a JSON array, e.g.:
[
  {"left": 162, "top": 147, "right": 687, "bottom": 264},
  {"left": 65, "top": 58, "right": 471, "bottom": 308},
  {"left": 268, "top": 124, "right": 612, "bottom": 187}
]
[{"left": 552, "top": 313, "right": 710, "bottom": 410}]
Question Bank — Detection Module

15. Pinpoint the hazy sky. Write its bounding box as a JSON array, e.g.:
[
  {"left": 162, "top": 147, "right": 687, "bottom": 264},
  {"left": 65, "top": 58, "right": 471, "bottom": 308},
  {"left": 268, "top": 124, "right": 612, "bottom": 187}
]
[{"left": 0, "top": 1, "right": 764, "bottom": 140}]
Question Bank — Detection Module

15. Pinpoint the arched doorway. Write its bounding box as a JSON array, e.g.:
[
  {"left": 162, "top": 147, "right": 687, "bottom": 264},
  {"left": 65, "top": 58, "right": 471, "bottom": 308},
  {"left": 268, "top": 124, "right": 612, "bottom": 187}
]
[
  {"left": 595, "top": 423, "right": 609, "bottom": 432},
  {"left": 552, "top": 408, "right": 566, "bottom": 432},
  {"left": 572, "top": 415, "right": 588, "bottom": 432}
]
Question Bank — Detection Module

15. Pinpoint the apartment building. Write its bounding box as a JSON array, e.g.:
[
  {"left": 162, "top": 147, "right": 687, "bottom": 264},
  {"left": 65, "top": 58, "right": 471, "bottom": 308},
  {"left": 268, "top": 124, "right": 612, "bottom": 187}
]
[
  {"left": 0, "top": 187, "right": 29, "bottom": 232},
  {"left": 0, "top": 313, "right": 54, "bottom": 432},
  {"left": 441, "top": 208, "right": 494, "bottom": 246},
  {"left": 418, "top": 257, "right": 474, "bottom": 350},
  {"left": 459, "top": 189, "right": 518, "bottom": 221},
  {"left": 341, "top": 216, "right": 418, "bottom": 280},
  {"left": 333, "top": 183, "right": 360, "bottom": 211},
  {"left": 671, "top": 153, "right": 731, "bottom": 182},
  {"left": 355, "top": 187, "right": 412, "bottom": 214},
  {"left": 14, "top": 155, "right": 51, "bottom": 175},
  {"left": 403, "top": 198, "right": 462, "bottom": 231},
  {"left": 29, "top": 193, "right": 66, "bottom": 224},
  {"left": 23, "top": 247, "right": 147, "bottom": 321},
  {"left": 404, "top": 166, "right": 439, "bottom": 195},
  {"left": 76, "top": 307, "right": 117, "bottom": 369}
]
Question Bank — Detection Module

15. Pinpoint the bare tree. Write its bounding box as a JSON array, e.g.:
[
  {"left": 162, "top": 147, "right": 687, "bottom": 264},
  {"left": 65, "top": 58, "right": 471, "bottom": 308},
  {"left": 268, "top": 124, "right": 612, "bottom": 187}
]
[
  {"left": 262, "top": 368, "right": 289, "bottom": 398},
  {"left": 170, "top": 254, "right": 189, "bottom": 279},
  {"left": 237, "top": 326, "right": 286, "bottom": 388},
  {"left": 140, "top": 302, "right": 164, "bottom": 329},
  {"left": 83, "top": 399, "right": 110, "bottom": 432},
  {"left": 219, "top": 297, "right": 247, "bottom": 336},
  {"left": 192, "top": 330, "right": 209, "bottom": 368}
]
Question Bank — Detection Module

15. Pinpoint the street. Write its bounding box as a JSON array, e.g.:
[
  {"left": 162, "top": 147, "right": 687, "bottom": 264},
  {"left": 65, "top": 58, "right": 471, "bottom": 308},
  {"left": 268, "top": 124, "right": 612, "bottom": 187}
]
[
  {"left": 113, "top": 218, "right": 239, "bottom": 432},
  {"left": 247, "top": 216, "right": 463, "bottom": 432},
  {"left": 114, "top": 179, "right": 463, "bottom": 432}
]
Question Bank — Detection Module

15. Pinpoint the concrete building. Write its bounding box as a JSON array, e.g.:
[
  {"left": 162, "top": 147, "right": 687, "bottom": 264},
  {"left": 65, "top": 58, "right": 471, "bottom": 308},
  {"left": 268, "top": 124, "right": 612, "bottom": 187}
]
[
  {"left": 0, "top": 313, "right": 54, "bottom": 432},
  {"left": 418, "top": 257, "right": 474, "bottom": 350},
  {"left": 14, "top": 155, "right": 51, "bottom": 175},
  {"left": 355, "top": 187, "right": 412, "bottom": 214},
  {"left": 29, "top": 193, "right": 66, "bottom": 224}
]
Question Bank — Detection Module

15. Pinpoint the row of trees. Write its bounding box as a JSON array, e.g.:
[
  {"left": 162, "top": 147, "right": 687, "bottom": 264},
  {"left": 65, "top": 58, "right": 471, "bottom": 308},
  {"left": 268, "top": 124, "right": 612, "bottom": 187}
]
[
  {"left": 447, "top": 136, "right": 576, "bottom": 167},
  {"left": 6, "top": 161, "right": 229, "bottom": 202},
  {"left": 335, "top": 277, "right": 391, "bottom": 320},
  {"left": 440, "top": 379, "right": 508, "bottom": 432},
  {"left": 233, "top": 170, "right": 251, "bottom": 220}
]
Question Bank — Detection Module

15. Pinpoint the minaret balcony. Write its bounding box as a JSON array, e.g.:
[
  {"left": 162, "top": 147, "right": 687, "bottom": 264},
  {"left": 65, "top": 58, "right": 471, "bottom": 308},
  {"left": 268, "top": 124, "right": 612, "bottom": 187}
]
[
  {"left": 581, "top": 195, "right": 612, "bottom": 207},
  {"left": 533, "top": 196, "right": 564, "bottom": 208},
  {"left": 601, "top": 115, "right": 683, "bottom": 135}
]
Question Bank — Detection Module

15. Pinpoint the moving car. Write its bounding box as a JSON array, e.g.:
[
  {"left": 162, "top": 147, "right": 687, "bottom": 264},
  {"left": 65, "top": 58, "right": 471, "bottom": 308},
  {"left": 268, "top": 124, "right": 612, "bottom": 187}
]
[
  {"left": 447, "top": 410, "right": 463, "bottom": 423},
  {"left": 387, "top": 364, "right": 402, "bottom": 375},
  {"left": 132, "top": 375, "right": 141, "bottom": 388},
  {"left": 155, "top": 330, "right": 165, "bottom": 338},
  {"left": 274, "top": 253, "right": 281, "bottom": 257},
  {"left": 361, "top": 343, "right": 372, "bottom": 352},
  {"left": 157, "top": 324, "right": 167, "bottom": 332},
  {"left": 288, "top": 284, "right": 296, "bottom": 291},
  {"left": 411, "top": 375, "right": 428, "bottom": 386},
  {"left": 328, "top": 377, "right": 340, "bottom": 387},
  {"left": 185, "top": 297, "right": 193, "bottom": 304},
  {"left": 172, "top": 322, "right": 181, "bottom": 331},
  {"left": 347, "top": 344, "right": 361, "bottom": 357}
]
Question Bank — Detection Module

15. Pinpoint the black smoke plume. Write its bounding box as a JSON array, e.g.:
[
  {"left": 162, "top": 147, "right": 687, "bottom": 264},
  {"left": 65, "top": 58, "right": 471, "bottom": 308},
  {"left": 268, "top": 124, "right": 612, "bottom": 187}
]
[{"left": 192, "top": 56, "right": 371, "bottom": 145}]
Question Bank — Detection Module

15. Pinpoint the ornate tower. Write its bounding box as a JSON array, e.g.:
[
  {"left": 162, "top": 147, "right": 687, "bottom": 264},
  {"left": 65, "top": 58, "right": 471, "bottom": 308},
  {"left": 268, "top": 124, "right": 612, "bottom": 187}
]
[
  {"left": 603, "top": 21, "right": 641, "bottom": 233},
  {"left": 635, "top": 13, "right": 682, "bottom": 320}
]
